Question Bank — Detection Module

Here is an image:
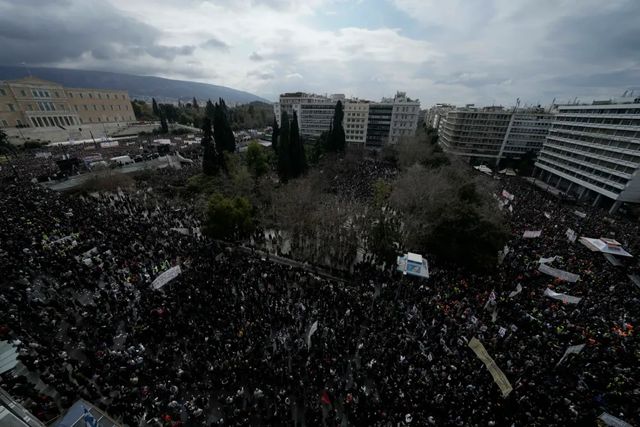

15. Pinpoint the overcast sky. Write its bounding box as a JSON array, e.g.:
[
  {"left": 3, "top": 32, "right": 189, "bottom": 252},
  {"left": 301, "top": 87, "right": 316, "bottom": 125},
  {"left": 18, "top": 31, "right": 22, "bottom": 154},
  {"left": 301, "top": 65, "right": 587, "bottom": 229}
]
[{"left": 1, "top": 0, "right": 638, "bottom": 106}]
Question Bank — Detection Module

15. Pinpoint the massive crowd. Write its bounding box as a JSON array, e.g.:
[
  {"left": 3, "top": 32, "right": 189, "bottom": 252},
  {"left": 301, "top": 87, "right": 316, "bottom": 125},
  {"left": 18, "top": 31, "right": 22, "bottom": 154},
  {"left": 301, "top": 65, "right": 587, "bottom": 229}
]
[{"left": 1, "top": 157, "right": 639, "bottom": 427}]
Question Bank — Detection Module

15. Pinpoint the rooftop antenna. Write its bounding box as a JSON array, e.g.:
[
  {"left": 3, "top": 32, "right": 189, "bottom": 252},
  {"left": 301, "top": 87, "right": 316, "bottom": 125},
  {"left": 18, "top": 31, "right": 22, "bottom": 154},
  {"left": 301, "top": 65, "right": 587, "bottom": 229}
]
[
  {"left": 622, "top": 90, "right": 629, "bottom": 97},
  {"left": 573, "top": 97, "right": 578, "bottom": 105}
]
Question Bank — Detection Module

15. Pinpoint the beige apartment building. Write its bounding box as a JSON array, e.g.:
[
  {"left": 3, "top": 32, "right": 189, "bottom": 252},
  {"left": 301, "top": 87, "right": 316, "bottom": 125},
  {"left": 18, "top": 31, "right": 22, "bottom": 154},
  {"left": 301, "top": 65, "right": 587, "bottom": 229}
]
[{"left": 0, "top": 77, "right": 135, "bottom": 130}]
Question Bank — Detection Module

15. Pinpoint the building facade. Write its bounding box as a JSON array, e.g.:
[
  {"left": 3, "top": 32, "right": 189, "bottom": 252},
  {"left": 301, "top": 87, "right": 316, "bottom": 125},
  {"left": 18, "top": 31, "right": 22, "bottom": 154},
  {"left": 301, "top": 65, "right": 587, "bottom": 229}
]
[
  {"left": 425, "top": 103, "right": 456, "bottom": 131},
  {"left": 344, "top": 100, "right": 369, "bottom": 146},
  {"left": 534, "top": 99, "right": 640, "bottom": 213},
  {"left": 274, "top": 91, "right": 420, "bottom": 147},
  {"left": 0, "top": 77, "right": 135, "bottom": 130},
  {"left": 388, "top": 92, "right": 421, "bottom": 145},
  {"left": 439, "top": 106, "right": 554, "bottom": 164}
]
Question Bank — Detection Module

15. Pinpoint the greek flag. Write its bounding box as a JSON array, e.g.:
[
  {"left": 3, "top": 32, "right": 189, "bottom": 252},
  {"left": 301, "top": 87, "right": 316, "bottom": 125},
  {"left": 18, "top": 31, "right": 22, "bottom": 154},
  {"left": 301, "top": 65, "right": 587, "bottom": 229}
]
[{"left": 83, "top": 407, "right": 99, "bottom": 427}]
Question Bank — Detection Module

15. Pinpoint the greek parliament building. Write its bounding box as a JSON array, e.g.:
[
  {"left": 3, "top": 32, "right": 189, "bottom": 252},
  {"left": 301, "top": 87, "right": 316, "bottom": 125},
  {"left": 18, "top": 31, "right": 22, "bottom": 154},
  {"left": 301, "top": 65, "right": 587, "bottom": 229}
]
[
  {"left": 437, "top": 105, "right": 554, "bottom": 165},
  {"left": 273, "top": 91, "right": 420, "bottom": 148},
  {"left": 534, "top": 98, "right": 640, "bottom": 214},
  {"left": 0, "top": 76, "right": 135, "bottom": 143}
]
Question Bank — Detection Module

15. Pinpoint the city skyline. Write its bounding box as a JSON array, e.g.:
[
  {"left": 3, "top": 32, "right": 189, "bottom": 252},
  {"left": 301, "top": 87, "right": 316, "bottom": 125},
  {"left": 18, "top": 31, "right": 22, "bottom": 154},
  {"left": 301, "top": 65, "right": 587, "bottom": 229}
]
[{"left": 0, "top": 0, "right": 638, "bottom": 106}]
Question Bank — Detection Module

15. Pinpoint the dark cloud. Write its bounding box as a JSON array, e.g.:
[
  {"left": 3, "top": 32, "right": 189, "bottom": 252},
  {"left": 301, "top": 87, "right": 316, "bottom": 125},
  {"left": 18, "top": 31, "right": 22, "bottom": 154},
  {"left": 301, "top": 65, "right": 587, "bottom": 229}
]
[
  {"left": 548, "top": 67, "right": 640, "bottom": 89},
  {"left": 200, "top": 38, "right": 229, "bottom": 51},
  {"left": 0, "top": 0, "right": 194, "bottom": 65},
  {"left": 249, "top": 52, "right": 264, "bottom": 61}
]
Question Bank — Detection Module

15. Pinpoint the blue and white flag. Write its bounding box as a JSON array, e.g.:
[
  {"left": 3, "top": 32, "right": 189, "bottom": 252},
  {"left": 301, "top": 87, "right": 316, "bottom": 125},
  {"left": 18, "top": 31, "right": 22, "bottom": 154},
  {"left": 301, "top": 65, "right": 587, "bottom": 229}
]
[{"left": 83, "top": 407, "right": 99, "bottom": 427}]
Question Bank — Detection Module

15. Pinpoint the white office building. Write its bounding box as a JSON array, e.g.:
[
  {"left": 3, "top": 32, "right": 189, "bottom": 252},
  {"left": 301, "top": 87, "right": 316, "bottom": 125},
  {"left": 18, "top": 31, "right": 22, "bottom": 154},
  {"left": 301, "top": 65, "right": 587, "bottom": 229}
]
[
  {"left": 388, "top": 92, "right": 421, "bottom": 145},
  {"left": 439, "top": 106, "right": 554, "bottom": 165},
  {"left": 534, "top": 98, "right": 640, "bottom": 213},
  {"left": 344, "top": 100, "right": 369, "bottom": 146},
  {"left": 425, "top": 103, "right": 456, "bottom": 132}
]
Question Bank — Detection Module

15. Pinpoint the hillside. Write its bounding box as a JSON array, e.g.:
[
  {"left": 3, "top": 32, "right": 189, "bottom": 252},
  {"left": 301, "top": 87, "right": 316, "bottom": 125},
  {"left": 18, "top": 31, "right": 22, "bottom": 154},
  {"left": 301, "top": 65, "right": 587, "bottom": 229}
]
[{"left": 0, "top": 66, "right": 270, "bottom": 105}]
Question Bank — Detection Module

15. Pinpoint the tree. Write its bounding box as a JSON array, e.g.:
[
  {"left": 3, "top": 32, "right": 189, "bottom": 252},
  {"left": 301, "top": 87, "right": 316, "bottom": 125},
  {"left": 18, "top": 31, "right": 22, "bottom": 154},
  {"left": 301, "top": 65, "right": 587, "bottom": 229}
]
[
  {"left": 246, "top": 141, "right": 269, "bottom": 179},
  {"left": 160, "top": 114, "right": 169, "bottom": 133},
  {"left": 203, "top": 193, "right": 254, "bottom": 240},
  {"left": 213, "top": 98, "right": 236, "bottom": 153},
  {"left": 289, "top": 111, "right": 307, "bottom": 178},
  {"left": 516, "top": 150, "right": 537, "bottom": 176},
  {"left": 325, "top": 100, "right": 346, "bottom": 153},
  {"left": 205, "top": 100, "right": 215, "bottom": 121},
  {"left": 277, "top": 111, "right": 291, "bottom": 182},
  {"left": 390, "top": 165, "right": 509, "bottom": 271},
  {"left": 152, "top": 98, "right": 160, "bottom": 118},
  {"left": 192, "top": 97, "right": 199, "bottom": 109},
  {"left": 271, "top": 116, "right": 279, "bottom": 152},
  {"left": 0, "top": 129, "right": 18, "bottom": 180},
  {"left": 201, "top": 117, "right": 220, "bottom": 176}
]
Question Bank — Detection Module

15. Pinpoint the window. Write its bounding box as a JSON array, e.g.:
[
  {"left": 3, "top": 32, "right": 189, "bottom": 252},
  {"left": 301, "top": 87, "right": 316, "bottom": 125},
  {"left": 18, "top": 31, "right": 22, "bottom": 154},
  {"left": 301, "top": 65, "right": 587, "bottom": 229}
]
[
  {"left": 16, "top": 119, "right": 22, "bottom": 126},
  {"left": 44, "top": 91, "right": 50, "bottom": 97},
  {"left": 102, "top": 105, "right": 106, "bottom": 110},
  {"left": 98, "top": 93, "right": 102, "bottom": 99},
  {"left": 68, "top": 92, "right": 73, "bottom": 98},
  {"left": 79, "top": 93, "right": 83, "bottom": 99},
  {"left": 27, "top": 104, "right": 33, "bottom": 111},
  {"left": 7, "top": 103, "right": 15, "bottom": 112},
  {"left": 74, "top": 105, "right": 78, "bottom": 111},
  {"left": 64, "top": 117, "right": 70, "bottom": 126},
  {"left": 36, "top": 117, "right": 44, "bottom": 127},
  {"left": 1, "top": 120, "right": 8, "bottom": 127},
  {"left": 106, "top": 94, "right": 110, "bottom": 99},
  {"left": 89, "top": 93, "right": 93, "bottom": 98},
  {"left": 93, "top": 105, "right": 97, "bottom": 111},
  {"left": 54, "top": 91, "right": 59, "bottom": 97},
  {"left": 31, "top": 118, "right": 38, "bottom": 127},
  {"left": 20, "top": 90, "right": 28, "bottom": 96},
  {"left": 32, "top": 90, "right": 38, "bottom": 97}
]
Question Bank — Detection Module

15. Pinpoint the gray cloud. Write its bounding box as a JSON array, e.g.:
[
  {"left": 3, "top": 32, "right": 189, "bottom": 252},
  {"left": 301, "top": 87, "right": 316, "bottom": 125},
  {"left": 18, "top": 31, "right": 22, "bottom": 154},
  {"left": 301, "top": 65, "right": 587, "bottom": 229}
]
[
  {"left": 249, "top": 52, "right": 264, "bottom": 61},
  {"left": 0, "top": 0, "right": 194, "bottom": 66},
  {"left": 247, "top": 69, "right": 275, "bottom": 80},
  {"left": 200, "top": 37, "right": 229, "bottom": 51}
]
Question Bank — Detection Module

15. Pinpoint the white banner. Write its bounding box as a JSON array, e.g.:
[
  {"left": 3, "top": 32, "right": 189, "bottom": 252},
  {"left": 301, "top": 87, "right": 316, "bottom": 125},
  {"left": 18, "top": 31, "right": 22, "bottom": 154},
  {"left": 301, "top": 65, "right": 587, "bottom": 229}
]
[
  {"left": 523, "top": 230, "right": 542, "bottom": 238},
  {"left": 151, "top": 265, "right": 182, "bottom": 289},
  {"left": 574, "top": 210, "right": 587, "bottom": 219},
  {"left": 508, "top": 284, "right": 522, "bottom": 298},
  {"left": 556, "top": 343, "right": 586, "bottom": 366},
  {"left": 306, "top": 320, "right": 318, "bottom": 348},
  {"left": 501, "top": 190, "right": 514, "bottom": 201},
  {"left": 468, "top": 337, "right": 512, "bottom": 397},
  {"left": 598, "top": 413, "right": 633, "bottom": 427},
  {"left": 544, "top": 288, "right": 582, "bottom": 304},
  {"left": 566, "top": 228, "right": 577, "bottom": 243},
  {"left": 538, "top": 264, "right": 580, "bottom": 283},
  {"left": 538, "top": 256, "right": 559, "bottom": 264}
]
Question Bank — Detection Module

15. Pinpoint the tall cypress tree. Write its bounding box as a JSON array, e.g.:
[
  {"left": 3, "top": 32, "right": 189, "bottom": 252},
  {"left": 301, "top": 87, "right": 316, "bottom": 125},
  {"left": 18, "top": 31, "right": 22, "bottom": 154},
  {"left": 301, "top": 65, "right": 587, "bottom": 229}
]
[
  {"left": 214, "top": 98, "right": 236, "bottom": 153},
  {"left": 205, "top": 100, "right": 215, "bottom": 121},
  {"left": 277, "top": 111, "right": 291, "bottom": 182},
  {"left": 160, "top": 115, "right": 169, "bottom": 133},
  {"left": 192, "top": 97, "right": 199, "bottom": 109},
  {"left": 152, "top": 98, "right": 160, "bottom": 118},
  {"left": 201, "top": 117, "right": 219, "bottom": 175},
  {"left": 289, "top": 111, "right": 306, "bottom": 178},
  {"left": 271, "top": 115, "right": 279, "bottom": 153},
  {"left": 326, "top": 101, "right": 346, "bottom": 152}
]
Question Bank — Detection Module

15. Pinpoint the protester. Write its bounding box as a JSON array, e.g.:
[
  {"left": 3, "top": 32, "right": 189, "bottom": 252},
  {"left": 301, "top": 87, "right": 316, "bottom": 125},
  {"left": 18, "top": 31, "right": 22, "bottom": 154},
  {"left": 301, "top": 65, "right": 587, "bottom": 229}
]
[{"left": 1, "top": 164, "right": 639, "bottom": 426}]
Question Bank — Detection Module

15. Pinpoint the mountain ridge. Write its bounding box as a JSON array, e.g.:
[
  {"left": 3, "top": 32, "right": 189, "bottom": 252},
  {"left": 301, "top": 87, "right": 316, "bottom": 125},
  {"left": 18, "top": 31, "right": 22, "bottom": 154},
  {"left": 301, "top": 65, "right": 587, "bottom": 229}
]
[{"left": 0, "top": 65, "right": 270, "bottom": 105}]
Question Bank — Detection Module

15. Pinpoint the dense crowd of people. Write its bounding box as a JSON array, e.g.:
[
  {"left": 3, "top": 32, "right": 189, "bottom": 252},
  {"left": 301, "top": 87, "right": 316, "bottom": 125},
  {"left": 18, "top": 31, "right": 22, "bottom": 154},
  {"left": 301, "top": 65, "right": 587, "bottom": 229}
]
[{"left": 1, "top": 157, "right": 639, "bottom": 426}]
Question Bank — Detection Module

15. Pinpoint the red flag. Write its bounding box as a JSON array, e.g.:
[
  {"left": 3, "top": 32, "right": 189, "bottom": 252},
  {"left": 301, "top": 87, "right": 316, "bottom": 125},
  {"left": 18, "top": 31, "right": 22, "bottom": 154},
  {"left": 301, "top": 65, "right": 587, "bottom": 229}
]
[{"left": 320, "top": 390, "right": 331, "bottom": 406}]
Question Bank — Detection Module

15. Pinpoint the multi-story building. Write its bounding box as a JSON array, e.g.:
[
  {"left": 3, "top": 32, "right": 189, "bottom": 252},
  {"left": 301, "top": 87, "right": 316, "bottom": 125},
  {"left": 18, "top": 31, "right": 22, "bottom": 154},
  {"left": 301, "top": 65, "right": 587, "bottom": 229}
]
[
  {"left": 534, "top": 98, "right": 640, "bottom": 213},
  {"left": 439, "top": 106, "right": 554, "bottom": 164},
  {"left": 344, "top": 100, "right": 369, "bottom": 146},
  {"left": 0, "top": 77, "right": 135, "bottom": 130},
  {"left": 388, "top": 92, "right": 421, "bottom": 145},
  {"left": 425, "top": 103, "right": 456, "bottom": 131},
  {"left": 274, "top": 91, "right": 420, "bottom": 147},
  {"left": 366, "top": 103, "right": 393, "bottom": 148}
]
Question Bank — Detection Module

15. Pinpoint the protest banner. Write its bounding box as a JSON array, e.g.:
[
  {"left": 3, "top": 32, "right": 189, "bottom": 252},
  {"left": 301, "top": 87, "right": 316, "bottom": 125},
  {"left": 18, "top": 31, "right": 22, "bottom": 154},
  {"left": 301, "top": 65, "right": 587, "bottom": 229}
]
[
  {"left": 523, "top": 230, "right": 542, "bottom": 238},
  {"left": 538, "top": 263, "right": 580, "bottom": 283},
  {"left": 598, "top": 413, "right": 633, "bottom": 427},
  {"left": 501, "top": 190, "right": 515, "bottom": 201},
  {"left": 306, "top": 321, "right": 318, "bottom": 348},
  {"left": 566, "top": 228, "right": 577, "bottom": 243},
  {"left": 508, "top": 284, "right": 522, "bottom": 298},
  {"left": 538, "top": 256, "right": 559, "bottom": 264},
  {"left": 556, "top": 343, "right": 585, "bottom": 367},
  {"left": 151, "top": 265, "right": 182, "bottom": 290},
  {"left": 544, "top": 288, "right": 582, "bottom": 304},
  {"left": 468, "top": 337, "right": 512, "bottom": 397}
]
